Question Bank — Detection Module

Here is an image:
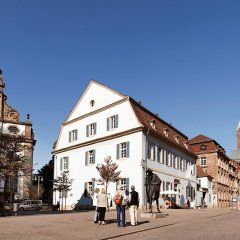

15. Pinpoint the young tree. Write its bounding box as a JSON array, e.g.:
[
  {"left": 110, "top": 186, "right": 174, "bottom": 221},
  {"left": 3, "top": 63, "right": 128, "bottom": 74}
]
[
  {"left": 53, "top": 170, "right": 72, "bottom": 210},
  {"left": 96, "top": 156, "right": 121, "bottom": 204}
]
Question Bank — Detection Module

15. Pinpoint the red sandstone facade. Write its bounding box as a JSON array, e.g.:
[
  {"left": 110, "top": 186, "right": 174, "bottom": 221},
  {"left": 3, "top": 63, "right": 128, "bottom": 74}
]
[{"left": 190, "top": 135, "right": 240, "bottom": 208}]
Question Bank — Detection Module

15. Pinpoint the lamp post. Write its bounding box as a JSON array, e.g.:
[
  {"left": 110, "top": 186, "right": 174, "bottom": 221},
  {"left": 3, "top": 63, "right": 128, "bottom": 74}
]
[{"left": 34, "top": 174, "right": 43, "bottom": 199}]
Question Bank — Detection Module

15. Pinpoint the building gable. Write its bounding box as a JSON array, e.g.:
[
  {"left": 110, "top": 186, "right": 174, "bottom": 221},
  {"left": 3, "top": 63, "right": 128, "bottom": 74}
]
[{"left": 65, "top": 80, "right": 126, "bottom": 123}]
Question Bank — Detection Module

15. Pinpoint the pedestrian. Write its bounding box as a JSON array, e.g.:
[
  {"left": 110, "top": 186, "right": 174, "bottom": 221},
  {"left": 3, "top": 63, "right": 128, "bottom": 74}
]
[
  {"left": 128, "top": 185, "right": 139, "bottom": 226},
  {"left": 92, "top": 188, "right": 100, "bottom": 223},
  {"left": 114, "top": 185, "right": 127, "bottom": 227},
  {"left": 97, "top": 188, "right": 108, "bottom": 225},
  {"left": 187, "top": 198, "right": 190, "bottom": 209}
]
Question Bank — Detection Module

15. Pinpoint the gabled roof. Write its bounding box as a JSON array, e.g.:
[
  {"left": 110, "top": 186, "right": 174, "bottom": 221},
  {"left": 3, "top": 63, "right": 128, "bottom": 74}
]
[
  {"left": 189, "top": 134, "right": 213, "bottom": 144},
  {"left": 65, "top": 80, "right": 127, "bottom": 123},
  {"left": 189, "top": 134, "right": 226, "bottom": 154}
]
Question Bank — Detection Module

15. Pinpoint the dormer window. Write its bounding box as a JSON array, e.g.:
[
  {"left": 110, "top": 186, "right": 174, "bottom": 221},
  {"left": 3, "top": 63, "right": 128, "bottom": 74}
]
[
  {"left": 174, "top": 135, "right": 180, "bottom": 144},
  {"left": 200, "top": 144, "right": 207, "bottom": 151},
  {"left": 163, "top": 128, "right": 169, "bottom": 137},
  {"left": 150, "top": 120, "right": 156, "bottom": 130},
  {"left": 183, "top": 141, "right": 189, "bottom": 149},
  {"left": 90, "top": 100, "right": 95, "bottom": 107}
]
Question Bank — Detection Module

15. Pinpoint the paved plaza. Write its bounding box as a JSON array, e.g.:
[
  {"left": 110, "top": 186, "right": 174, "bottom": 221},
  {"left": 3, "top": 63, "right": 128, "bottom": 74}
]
[{"left": 0, "top": 208, "right": 239, "bottom": 240}]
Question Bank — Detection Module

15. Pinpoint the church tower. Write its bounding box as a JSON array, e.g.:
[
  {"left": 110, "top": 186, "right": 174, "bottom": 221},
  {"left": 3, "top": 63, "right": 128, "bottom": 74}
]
[
  {"left": 0, "top": 69, "right": 36, "bottom": 200},
  {"left": 237, "top": 122, "right": 240, "bottom": 150},
  {"left": 0, "top": 69, "right": 4, "bottom": 120}
]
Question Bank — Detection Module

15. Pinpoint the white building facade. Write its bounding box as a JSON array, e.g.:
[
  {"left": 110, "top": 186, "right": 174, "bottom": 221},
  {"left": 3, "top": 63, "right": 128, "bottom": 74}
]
[{"left": 53, "top": 80, "right": 197, "bottom": 209}]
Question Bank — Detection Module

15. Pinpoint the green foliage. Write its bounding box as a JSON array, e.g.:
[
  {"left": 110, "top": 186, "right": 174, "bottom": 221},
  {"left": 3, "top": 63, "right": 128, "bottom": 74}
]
[
  {"left": 0, "top": 133, "right": 32, "bottom": 185},
  {"left": 37, "top": 159, "right": 54, "bottom": 203}
]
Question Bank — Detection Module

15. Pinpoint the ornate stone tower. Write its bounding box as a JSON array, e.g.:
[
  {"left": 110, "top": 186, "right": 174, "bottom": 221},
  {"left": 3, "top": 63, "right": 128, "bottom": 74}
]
[
  {"left": 237, "top": 122, "right": 240, "bottom": 150},
  {"left": 0, "top": 69, "right": 36, "bottom": 199}
]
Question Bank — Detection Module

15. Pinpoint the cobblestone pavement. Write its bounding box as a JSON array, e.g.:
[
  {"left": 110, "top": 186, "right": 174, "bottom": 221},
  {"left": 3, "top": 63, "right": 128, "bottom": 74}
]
[{"left": 0, "top": 208, "right": 239, "bottom": 240}]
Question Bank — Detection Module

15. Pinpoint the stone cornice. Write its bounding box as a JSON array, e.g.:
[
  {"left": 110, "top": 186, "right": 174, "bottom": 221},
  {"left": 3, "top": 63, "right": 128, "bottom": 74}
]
[
  {"left": 63, "top": 97, "right": 129, "bottom": 126},
  {"left": 53, "top": 126, "right": 143, "bottom": 154}
]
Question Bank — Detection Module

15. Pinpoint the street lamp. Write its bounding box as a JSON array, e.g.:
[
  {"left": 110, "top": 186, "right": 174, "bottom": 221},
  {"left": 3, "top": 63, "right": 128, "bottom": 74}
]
[{"left": 33, "top": 174, "right": 43, "bottom": 199}]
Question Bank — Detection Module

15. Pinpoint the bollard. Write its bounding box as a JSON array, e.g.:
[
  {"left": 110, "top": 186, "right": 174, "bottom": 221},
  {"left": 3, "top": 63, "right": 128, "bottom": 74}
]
[{"left": 13, "top": 203, "right": 19, "bottom": 216}]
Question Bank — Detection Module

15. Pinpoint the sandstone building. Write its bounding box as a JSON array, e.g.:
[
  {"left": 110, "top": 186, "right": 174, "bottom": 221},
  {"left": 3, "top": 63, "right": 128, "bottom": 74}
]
[
  {"left": 189, "top": 134, "right": 240, "bottom": 208},
  {"left": 0, "top": 69, "right": 36, "bottom": 200}
]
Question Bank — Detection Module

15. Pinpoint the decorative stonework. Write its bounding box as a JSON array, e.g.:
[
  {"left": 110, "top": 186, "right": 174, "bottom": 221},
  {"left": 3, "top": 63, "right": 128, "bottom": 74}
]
[{"left": 4, "top": 102, "right": 20, "bottom": 121}]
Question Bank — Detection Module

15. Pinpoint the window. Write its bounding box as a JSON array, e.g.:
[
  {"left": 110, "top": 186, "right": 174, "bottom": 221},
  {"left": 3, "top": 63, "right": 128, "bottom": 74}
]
[
  {"left": 201, "top": 157, "right": 207, "bottom": 166},
  {"left": 60, "top": 157, "right": 69, "bottom": 171},
  {"left": 150, "top": 120, "right": 156, "bottom": 130},
  {"left": 117, "top": 178, "right": 129, "bottom": 194},
  {"left": 162, "top": 148, "right": 167, "bottom": 164},
  {"left": 163, "top": 128, "right": 169, "bottom": 137},
  {"left": 147, "top": 142, "right": 155, "bottom": 160},
  {"left": 156, "top": 147, "right": 162, "bottom": 163},
  {"left": 84, "top": 181, "right": 95, "bottom": 197},
  {"left": 90, "top": 100, "right": 95, "bottom": 107},
  {"left": 107, "top": 114, "right": 119, "bottom": 131},
  {"left": 116, "top": 142, "right": 130, "bottom": 159},
  {"left": 69, "top": 129, "right": 78, "bottom": 142},
  {"left": 86, "top": 122, "right": 97, "bottom": 137},
  {"left": 200, "top": 144, "right": 207, "bottom": 150},
  {"left": 180, "top": 158, "right": 185, "bottom": 171},
  {"left": 85, "top": 150, "right": 96, "bottom": 166}
]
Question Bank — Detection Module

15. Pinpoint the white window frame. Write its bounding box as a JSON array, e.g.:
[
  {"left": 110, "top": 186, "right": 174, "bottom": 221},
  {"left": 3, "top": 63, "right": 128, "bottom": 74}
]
[
  {"left": 201, "top": 157, "right": 207, "bottom": 166},
  {"left": 107, "top": 115, "right": 118, "bottom": 131},
  {"left": 86, "top": 122, "right": 97, "bottom": 137},
  {"left": 60, "top": 157, "right": 69, "bottom": 171},
  {"left": 148, "top": 142, "right": 155, "bottom": 160},
  {"left": 69, "top": 129, "right": 78, "bottom": 142}
]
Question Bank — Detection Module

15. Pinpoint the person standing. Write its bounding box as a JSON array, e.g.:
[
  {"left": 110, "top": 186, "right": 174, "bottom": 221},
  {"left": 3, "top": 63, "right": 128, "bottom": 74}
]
[
  {"left": 187, "top": 198, "right": 191, "bottom": 209},
  {"left": 97, "top": 188, "right": 108, "bottom": 225},
  {"left": 128, "top": 185, "right": 139, "bottom": 226},
  {"left": 114, "top": 185, "right": 127, "bottom": 227},
  {"left": 92, "top": 188, "right": 100, "bottom": 223}
]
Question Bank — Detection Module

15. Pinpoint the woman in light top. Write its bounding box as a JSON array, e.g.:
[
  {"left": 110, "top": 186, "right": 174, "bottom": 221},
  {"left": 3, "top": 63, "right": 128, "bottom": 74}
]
[
  {"left": 97, "top": 188, "right": 108, "bottom": 225},
  {"left": 92, "top": 188, "right": 100, "bottom": 223}
]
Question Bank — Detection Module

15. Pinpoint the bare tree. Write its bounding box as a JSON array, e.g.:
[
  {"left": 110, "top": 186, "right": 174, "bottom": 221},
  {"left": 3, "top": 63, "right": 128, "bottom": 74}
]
[
  {"left": 96, "top": 156, "right": 121, "bottom": 208},
  {"left": 53, "top": 170, "right": 72, "bottom": 210}
]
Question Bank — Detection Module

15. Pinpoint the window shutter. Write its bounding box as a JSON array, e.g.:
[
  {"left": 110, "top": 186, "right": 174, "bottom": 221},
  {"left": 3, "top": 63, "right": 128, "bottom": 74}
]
[
  {"left": 85, "top": 152, "right": 88, "bottom": 166},
  {"left": 76, "top": 129, "right": 78, "bottom": 141},
  {"left": 60, "top": 158, "right": 62, "bottom": 171},
  {"left": 107, "top": 118, "right": 109, "bottom": 131},
  {"left": 126, "top": 142, "right": 130, "bottom": 158},
  {"left": 116, "top": 181, "right": 119, "bottom": 191},
  {"left": 146, "top": 142, "right": 149, "bottom": 159},
  {"left": 66, "top": 157, "right": 69, "bottom": 170},
  {"left": 93, "top": 150, "right": 96, "bottom": 164},
  {"left": 126, "top": 178, "right": 129, "bottom": 195},
  {"left": 92, "top": 181, "right": 95, "bottom": 195},
  {"left": 86, "top": 125, "right": 89, "bottom": 137},
  {"left": 156, "top": 146, "right": 160, "bottom": 162},
  {"left": 115, "top": 114, "right": 119, "bottom": 128},
  {"left": 69, "top": 132, "right": 71, "bottom": 142},
  {"left": 116, "top": 144, "right": 119, "bottom": 160},
  {"left": 94, "top": 122, "right": 97, "bottom": 135}
]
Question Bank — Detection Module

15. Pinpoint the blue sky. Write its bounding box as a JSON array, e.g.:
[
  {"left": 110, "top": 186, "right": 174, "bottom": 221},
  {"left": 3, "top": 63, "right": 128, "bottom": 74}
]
[{"left": 1, "top": 0, "right": 240, "bottom": 171}]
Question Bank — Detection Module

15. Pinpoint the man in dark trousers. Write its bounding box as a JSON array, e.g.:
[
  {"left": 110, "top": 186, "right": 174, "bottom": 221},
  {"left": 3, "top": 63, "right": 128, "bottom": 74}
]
[{"left": 128, "top": 185, "right": 140, "bottom": 226}]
